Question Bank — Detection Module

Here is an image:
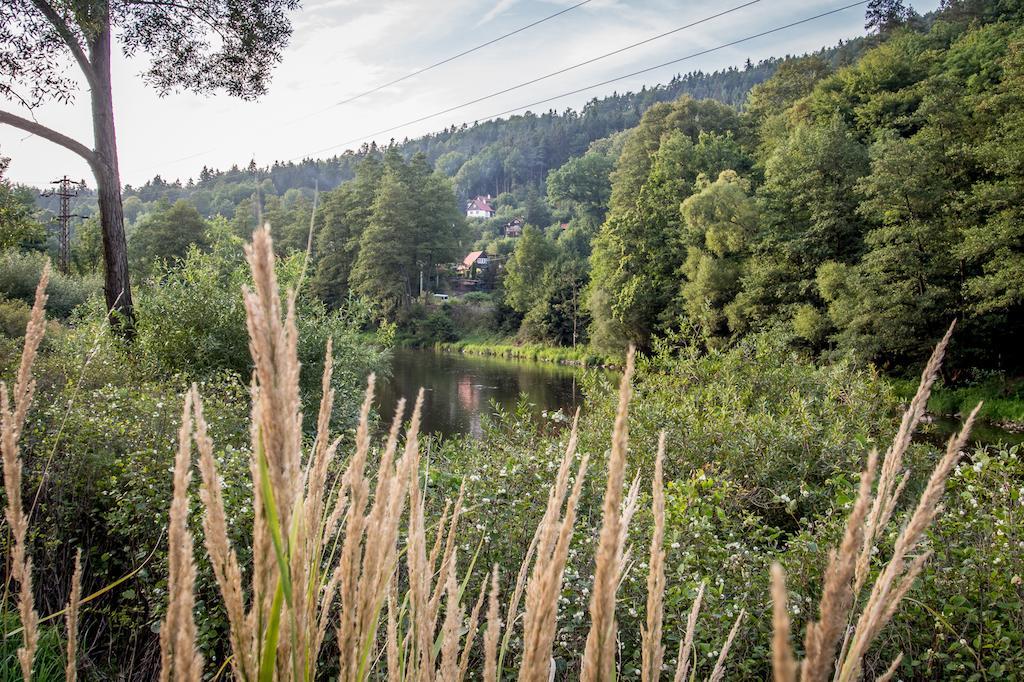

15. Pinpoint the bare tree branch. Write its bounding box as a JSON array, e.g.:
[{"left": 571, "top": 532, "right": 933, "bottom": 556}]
[
  {"left": 28, "top": 0, "right": 98, "bottom": 91},
  {"left": 0, "top": 108, "right": 97, "bottom": 167}
]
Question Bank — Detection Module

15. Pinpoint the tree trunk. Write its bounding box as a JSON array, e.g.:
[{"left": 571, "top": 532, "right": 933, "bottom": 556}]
[{"left": 87, "top": 12, "right": 135, "bottom": 334}]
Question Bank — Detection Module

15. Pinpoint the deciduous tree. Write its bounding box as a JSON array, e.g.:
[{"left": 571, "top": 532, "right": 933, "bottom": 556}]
[{"left": 0, "top": 0, "right": 300, "bottom": 332}]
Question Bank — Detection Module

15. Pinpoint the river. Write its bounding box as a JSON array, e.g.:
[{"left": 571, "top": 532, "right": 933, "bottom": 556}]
[
  {"left": 377, "top": 348, "right": 1023, "bottom": 448},
  {"left": 376, "top": 347, "right": 593, "bottom": 439}
]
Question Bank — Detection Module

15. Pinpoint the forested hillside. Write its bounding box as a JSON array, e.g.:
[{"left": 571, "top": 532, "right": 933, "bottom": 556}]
[
  {"left": 8, "top": 0, "right": 1022, "bottom": 376},
  {"left": 582, "top": 1, "right": 1024, "bottom": 373},
  {"left": 24, "top": 36, "right": 868, "bottom": 234},
  {"left": 3, "top": 0, "right": 1018, "bottom": 380}
]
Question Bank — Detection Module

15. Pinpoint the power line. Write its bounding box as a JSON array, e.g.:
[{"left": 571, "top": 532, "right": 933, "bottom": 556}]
[
  {"left": 294, "top": 0, "right": 868, "bottom": 161},
  {"left": 290, "top": 0, "right": 759, "bottom": 161},
  {"left": 128, "top": 0, "right": 595, "bottom": 178},
  {"left": 331, "top": 0, "right": 595, "bottom": 108}
]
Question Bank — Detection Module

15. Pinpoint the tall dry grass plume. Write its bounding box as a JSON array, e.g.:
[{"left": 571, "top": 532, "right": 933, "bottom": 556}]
[
  {"left": 159, "top": 392, "right": 202, "bottom": 682},
  {"left": 640, "top": 433, "right": 667, "bottom": 682},
  {"left": 518, "top": 407, "right": 590, "bottom": 681},
  {"left": 1, "top": 263, "right": 48, "bottom": 682},
  {"left": 581, "top": 347, "right": 636, "bottom": 682},
  {"left": 771, "top": 321, "right": 981, "bottom": 682},
  {"left": 65, "top": 550, "right": 83, "bottom": 682},
  {"left": 672, "top": 582, "right": 704, "bottom": 682}
]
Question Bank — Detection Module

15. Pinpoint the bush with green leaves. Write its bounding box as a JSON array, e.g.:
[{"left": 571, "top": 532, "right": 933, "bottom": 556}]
[
  {"left": 0, "top": 296, "right": 30, "bottom": 337},
  {"left": 427, "top": 335, "right": 1020, "bottom": 678},
  {"left": 0, "top": 251, "right": 101, "bottom": 318},
  {"left": 130, "top": 245, "right": 389, "bottom": 426},
  {"left": 19, "top": 353, "right": 255, "bottom": 673}
]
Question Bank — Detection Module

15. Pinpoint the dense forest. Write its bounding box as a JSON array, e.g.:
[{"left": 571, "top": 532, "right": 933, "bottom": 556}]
[
  {"left": 582, "top": 1, "right": 1024, "bottom": 373},
  {"left": 7, "top": 1, "right": 1020, "bottom": 377},
  {"left": 22, "top": 34, "right": 870, "bottom": 232}
]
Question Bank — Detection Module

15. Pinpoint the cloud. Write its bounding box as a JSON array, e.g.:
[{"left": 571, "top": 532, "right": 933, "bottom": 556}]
[
  {"left": 478, "top": 0, "right": 521, "bottom": 25},
  {"left": 1, "top": 0, "right": 945, "bottom": 184}
]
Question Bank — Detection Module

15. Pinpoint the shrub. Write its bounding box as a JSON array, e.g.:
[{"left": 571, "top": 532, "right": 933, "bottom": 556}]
[
  {"left": 0, "top": 251, "right": 101, "bottom": 318},
  {"left": 0, "top": 238, "right": 997, "bottom": 682},
  {"left": 131, "top": 246, "right": 388, "bottom": 426},
  {"left": 0, "top": 296, "right": 30, "bottom": 337},
  {"left": 577, "top": 333, "right": 902, "bottom": 520}
]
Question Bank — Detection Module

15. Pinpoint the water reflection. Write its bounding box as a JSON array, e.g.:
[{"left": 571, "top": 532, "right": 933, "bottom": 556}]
[{"left": 376, "top": 348, "right": 588, "bottom": 438}]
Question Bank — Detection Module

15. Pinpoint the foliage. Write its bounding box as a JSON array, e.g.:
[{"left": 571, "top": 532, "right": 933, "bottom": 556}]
[
  {"left": 677, "top": 170, "right": 758, "bottom": 342},
  {"left": 0, "top": 242, "right": 388, "bottom": 677},
  {"left": 0, "top": 251, "right": 100, "bottom": 318},
  {"left": 734, "top": 117, "right": 869, "bottom": 341},
  {"left": 545, "top": 147, "right": 615, "bottom": 231},
  {"left": 132, "top": 245, "right": 388, "bottom": 425},
  {"left": 0, "top": 154, "right": 44, "bottom": 252},
  {"left": 320, "top": 150, "right": 464, "bottom": 319},
  {"left": 587, "top": 98, "right": 749, "bottom": 351},
  {"left": 576, "top": 7, "right": 1024, "bottom": 373},
  {"left": 0, "top": 0, "right": 300, "bottom": 108},
  {"left": 129, "top": 198, "right": 209, "bottom": 273},
  {"left": 0, "top": 296, "right": 30, "bottom": 338},
  {"left": 503, "top": 225, "right": 556, "bottom": 315}
]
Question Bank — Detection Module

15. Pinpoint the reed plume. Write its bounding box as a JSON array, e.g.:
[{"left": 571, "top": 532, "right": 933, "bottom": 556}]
[
  {"left": 854, "top": 322, "right": 953, "bottom": 597},
  {"left": 159, "top": 391, "right": 201, "bottom": 682},
  {"left": 836, "top": 403, "right": 980, "bottom": 682},
  {"left": 458, "top": 577, "right": 489, "bottom": 681},
  {"left": 800, "top": 449, "right": 877, "bottom": 681},
  {"left": 1, "top": 263, "right": 48, "bottom": 682},
  {"left": 194, "top": 387, "right": 253, "bottom": 680},
  {"left": 438, "top": 547, "right": 463, "bottom": 681},
  {"left": 770, "top": 563, "right": 796, "bottom": 682},
  {"left": 671, "top": 582, "right": 704, "bottom": 682},
  {"left": 769, "top": 324, "right": 980, "bottom": 682},
  {"left": 519, "top": 411, "right": 589, "bottom": 681},
  {"left": 65, "top": 549, "right": 83, "bottom": 682},
  {"left": 581, "top": 346, "right": 635, "bottom": 682},
  {"left": 640, "top": 433, "right": 667, "bottom": 682},
  {"left": 483, "top": 566, "right": 501, "bottom": 682},
  {"left": 708, "top": 608, "right": 745, "bottom": 682}
]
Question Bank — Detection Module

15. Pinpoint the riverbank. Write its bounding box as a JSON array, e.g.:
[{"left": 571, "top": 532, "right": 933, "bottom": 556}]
[
  {"left": 888, "top": 376, "right": 1024, "bottom": 431},
  {"left": 435, "top": 338, "right": 617, "bottom": 369}
]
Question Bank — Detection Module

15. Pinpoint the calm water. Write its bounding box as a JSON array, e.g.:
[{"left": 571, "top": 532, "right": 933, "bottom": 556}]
[
  {"left": 926, "top": 415, "right": 1024, "bottom": 449},
  {"left": 376, "top": 348, "right": 591, "bottom": 438},
  {"left": 376, "top": 349, "right": 1024, "bottom": 448}
]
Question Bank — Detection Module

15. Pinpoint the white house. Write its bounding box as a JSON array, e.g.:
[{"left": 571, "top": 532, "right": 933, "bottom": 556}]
[{"left": 466, "top": 195, "right": 495, "bottom": 218}]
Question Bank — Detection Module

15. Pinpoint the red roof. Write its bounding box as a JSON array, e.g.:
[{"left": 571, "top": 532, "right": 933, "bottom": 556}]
[
  {"left": 467, "top": 196, "right": 494, "bottom": 213},
  {"left": 462, "top": 250, "right": 485, "bottom": 269}
]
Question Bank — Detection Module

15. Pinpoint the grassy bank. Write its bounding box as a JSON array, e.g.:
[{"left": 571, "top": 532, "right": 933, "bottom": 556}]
[
  {"left": 889, "top": 376, "right": 1024, "bottom": 427},
  {"left": 436, "top": 337, "right": 616, "bottom": 368}
]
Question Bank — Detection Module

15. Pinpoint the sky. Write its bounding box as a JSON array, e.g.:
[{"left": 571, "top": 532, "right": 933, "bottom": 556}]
[{"left": 1, "top": 0, "right": 941, "bottom": 187}]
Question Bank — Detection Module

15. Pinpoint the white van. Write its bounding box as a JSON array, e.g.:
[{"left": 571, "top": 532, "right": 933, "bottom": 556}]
[{"left": 432, "top": 293, "right": 450, "bottom": 301}]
